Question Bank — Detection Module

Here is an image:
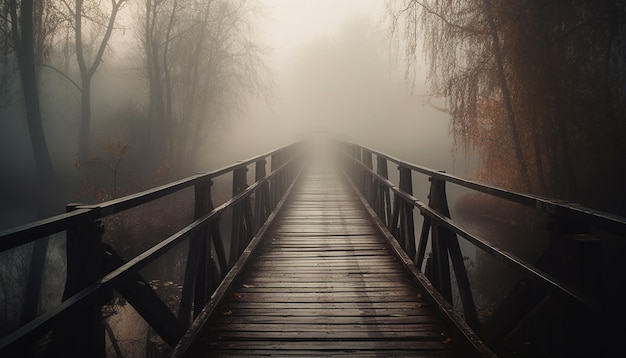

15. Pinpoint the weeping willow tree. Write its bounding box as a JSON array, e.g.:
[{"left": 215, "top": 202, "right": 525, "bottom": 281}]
[{"left": 388, "top": 0, "right": 626, "bottom": 213}]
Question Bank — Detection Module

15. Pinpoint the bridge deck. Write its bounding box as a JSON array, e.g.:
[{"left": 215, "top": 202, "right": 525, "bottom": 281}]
[{"left": 187, "top": 162, "right": 461, "bottom": 356}]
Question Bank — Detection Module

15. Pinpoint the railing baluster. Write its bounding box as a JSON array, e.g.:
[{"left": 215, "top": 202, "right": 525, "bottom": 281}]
[
  {"left": 241, "top": 193, "right": 254, "bottom": 250},
  {"left": 429, "top": 176, "right": 479, "bottom": 329},
  {"left": 0, "top": 141, "right": 303, "bottom": 356},
  {"left": 180, "top": 178, "right": 211, "bottom": 324},
  {"left": 270, "top": 152, "right": 281, "bottom": 208},
  {"left": 375, "top": 156, "right": 391, "bottom": 227},
  {"left": 361, "top": 149, "right": 374, "bottom": 205},
  {"left": 51, "top": 205, "right": 105, "bottom": 357},
  {"left": 416, "top": 216, "right": 431, "bottom": 270},
  {"left": 254, "top": 158, "right": 267, "bottom": 231},
  {"left": 399, "top": 166, "right": 416, "bottom": 260},
  {"left": 208, "top": 180, "right": 227, "bottom": 276},
  {"left": 193, "top": 179, "right": 212, "bottom": 318},
  {"left": 390, "top": 194, "right": 401, "bottom": 239},
  {"left": 428, "top": 176, "right": 452, "bottom": 302},
  {"left": 230, "top": 166, "right": 247, "bottom": 264}
]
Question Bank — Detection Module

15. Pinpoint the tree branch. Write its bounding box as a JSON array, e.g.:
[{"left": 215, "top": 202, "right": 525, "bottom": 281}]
[
  {"left": 410, "top": 0, "right": 482, "bottom": 34},
  {"left": 87, "top": 0, "right": 126, "bottom": 78},
  {"left": 41, "top": 63, "right": 81, "bottom": 91}
]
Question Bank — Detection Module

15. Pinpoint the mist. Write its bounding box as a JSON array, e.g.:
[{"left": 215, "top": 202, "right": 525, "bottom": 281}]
[
  {"left": 0, "top": 1, "right": 463, "bottom": 231},
  {"left": 1, "top": 2, "right": 462, "bottom": 343},
  {"left": 3, "top": 2, "right": 625, "bottom": 357},
  {"left": 212, "top": 4, "right": 460, "bottom": 175}
]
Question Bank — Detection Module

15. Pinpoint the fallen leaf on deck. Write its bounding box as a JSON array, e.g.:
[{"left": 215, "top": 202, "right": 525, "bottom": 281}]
[
  {"left": 222, "top": 310, "right": 233, "bottom": 316},
  {"left": 443, "top": 337, "right": 453, "bottom": 344}
]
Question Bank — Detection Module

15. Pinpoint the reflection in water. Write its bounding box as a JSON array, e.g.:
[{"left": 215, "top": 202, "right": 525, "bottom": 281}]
[{"left": 105, "top": 301, "right": 149, "bottom": 358}]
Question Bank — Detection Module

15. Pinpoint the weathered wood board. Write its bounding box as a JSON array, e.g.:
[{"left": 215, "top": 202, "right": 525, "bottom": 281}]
[{"left": 189, "top": 163, "right": 462, "bottom": 356}]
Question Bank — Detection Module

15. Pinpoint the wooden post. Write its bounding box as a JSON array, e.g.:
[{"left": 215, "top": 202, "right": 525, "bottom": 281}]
[
  {"left": 254, "top": 158, "right": 268, "bottom": 231},
  {"left": 398, "top": 166, "right": 416, "bottom": 260},
  {"left": 416, "top": 217, "right": 432, "bottom": 270},
  {"left": 375, "top": 156, "right": 391, "bottom": 226},
  {"left": 193, "top": 179, "right": 212, "bottom": 318},
  {"left": 208, "top": 180, "right": 227, "bottom": 276},
  {"left": 241, "top": 192, "right": 254, "bottom": 252},
  {"left": 51, "top": 204, "right": 105, "bottom": 357},
  {"left": 361, "top": 149, "right": 374, "bottom": 205},
  {"left": 229, "top": 166, "right": 247, "bottom": 264},
  {"left": 428, "top": 176, "right": 479, "bottom": 329},
  {"left": 428, "top": 178, "right": 452, "bottom": 302},
  {"left": 179, "top": 177, "right": 212, "bottom": 325},
  {"left": 270, "top": 152, "right": 281, "bottom": 208}
]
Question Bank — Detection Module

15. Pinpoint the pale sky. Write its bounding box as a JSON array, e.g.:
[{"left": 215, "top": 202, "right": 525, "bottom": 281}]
[
  {"left": 258, "top": 0, "right": 386, "bottom": 68},
  {"left": 209, "top": 0, "right": 455, "bottom": 176}
]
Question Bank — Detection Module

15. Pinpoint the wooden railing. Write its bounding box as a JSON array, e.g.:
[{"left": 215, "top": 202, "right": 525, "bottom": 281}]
[
  {"left": 338, "top": 140, "right": 626, "bottom": 354},
  {"left": 0, "top": 141, "right": 304, "bottom": 356}
]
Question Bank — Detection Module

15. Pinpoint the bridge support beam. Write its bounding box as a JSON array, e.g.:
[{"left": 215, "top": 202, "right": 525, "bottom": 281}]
[
  {"left": 50, "top": 204, "right": 105, "bottom": 357},
  {"left": 375, "top": 156, "right": 392, "bottom": 228},
  {"left": 230, "top": 166, "right": 253, "bottom": 265},
  {"left": 361, "top": 149, "right": 374, "bottom": 206},
  {"left": 428, "top": 177, "right": 480, "bottom": 330},
  {"left": 391, "top": 166, "right": 416, "bottom": 259},
  {"left": 254, "top": 159, "right": 270, "bottom": 231}
]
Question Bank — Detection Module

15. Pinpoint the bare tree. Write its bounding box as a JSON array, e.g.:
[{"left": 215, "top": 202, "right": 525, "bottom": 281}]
[
  {"left": 5, "top": 0, "right": 57, "bottom": 183},
  {"left": 2, "top": 0, "right": 65, "bottom": 327},
  {"left": 387, "top": 0, "right": 626, "bottom": 211},
  {"left": 138, "top": 0, "right": 268, "bottom": 175},
  {"left": 58, "top": 0, "right": 126, "bottom": 159}
]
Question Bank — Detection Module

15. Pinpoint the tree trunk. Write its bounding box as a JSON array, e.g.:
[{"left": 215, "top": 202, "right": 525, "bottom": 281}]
[
  {"left": 74, "top": 0, "right": 125, "bottom": 160},
  {"left": 10, "top": 0, "right": 56, "bottom": 182},
  {"left": 162, "top": 2, "right": 177, "bottom": 165},
  {"left": 9, "top": 0, "right": 57, "bottom": 325},
  {"left": 78, "top": 76, "right": 91, "bottom": 158}
]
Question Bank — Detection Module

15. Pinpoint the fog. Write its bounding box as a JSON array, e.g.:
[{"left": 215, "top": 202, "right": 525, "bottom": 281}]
[
  {"left": 0, "top": 1, "right": 466, "bottom": 230},
  {"left": 5, "top": 3, "right": 624, "bottom": 356},
  {"left": 0, "top": 2, "right": 470, "bottom": 351},
  {"left": 208, "top": 0, "right": 461, "bottom": 173}
]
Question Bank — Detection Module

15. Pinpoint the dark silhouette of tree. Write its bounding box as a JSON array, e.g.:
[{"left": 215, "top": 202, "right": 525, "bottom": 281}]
[
  {"left": 58, "top": 0, "right": 126, "bottom": 160},
  {"left": 2, "top": 0, "right": 64, "bottom": 328},
  {"left": 388, "top": 0, "right": 626, "bottom": 213},
  {"left": 5, "top": 0, "right": 56, "bottom": 183}
]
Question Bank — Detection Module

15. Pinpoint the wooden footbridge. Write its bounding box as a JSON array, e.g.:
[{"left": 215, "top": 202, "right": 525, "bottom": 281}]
[{"left": 1, "top": 138, "right": 625, "bottom": 357}]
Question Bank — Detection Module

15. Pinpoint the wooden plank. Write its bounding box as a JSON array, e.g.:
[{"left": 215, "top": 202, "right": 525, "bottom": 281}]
[
  {"left": 220, "top": 301, "right": 424, "bottom": 312},
  {"left": 229, "top": 281, "right": 415, "bottom": 288},
  {"left": 248, "top": 258, "right": 399, "bottom": 264},
  {"left": 183, "top": 163, "right": 466, "bottom": 356},
  {"left": 217, "top": 293, "right": 422, "bottom": 309},
  {"left": 205, "top": 330, "right": 444, "bottom": 340},
  {"left": 207, "top": 323, "right": 447, "bottom": 333},
  {"left": 199, "top": 340, "right": 454, "bottom": 351},
  {"left": 213, "top": 308, "right": 435, "bottom": 317},
  {"left": 206, "top": 350, "right": 458, "bottom": 357}
]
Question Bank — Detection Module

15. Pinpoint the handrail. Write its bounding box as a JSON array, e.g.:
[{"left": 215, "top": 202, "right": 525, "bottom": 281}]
[
  {"left": 0, "top": 140, "right": 305, "bottom": 356},
  {"left": 337, "top": 140, "right": 622, "bottom": 355},
  {"left": 354, "top": 143, "right": 626, "bottom": 235},
  {"left": 354, "top": 159, "right": 598, "bottom": 310},
  {"left": 0, "top": 143, "right": 300, "bottom": 251}
]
